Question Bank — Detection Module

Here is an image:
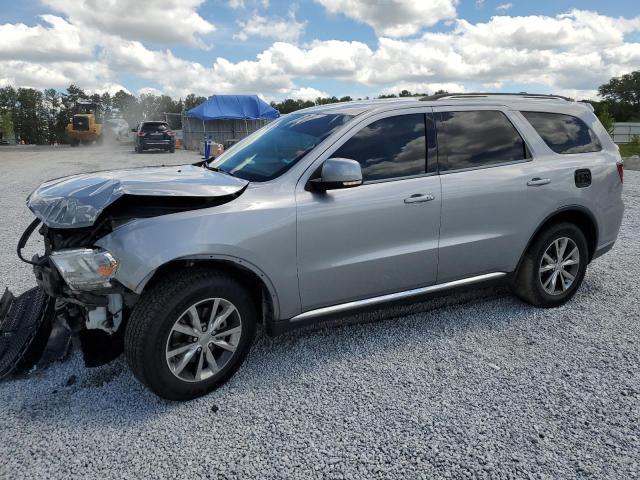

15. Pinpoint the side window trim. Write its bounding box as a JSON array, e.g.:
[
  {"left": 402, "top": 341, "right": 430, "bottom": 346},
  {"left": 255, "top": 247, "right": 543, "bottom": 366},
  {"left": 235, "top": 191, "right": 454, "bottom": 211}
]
[{"left": 434, "top": 109, "right": 532, "bottom": 174}]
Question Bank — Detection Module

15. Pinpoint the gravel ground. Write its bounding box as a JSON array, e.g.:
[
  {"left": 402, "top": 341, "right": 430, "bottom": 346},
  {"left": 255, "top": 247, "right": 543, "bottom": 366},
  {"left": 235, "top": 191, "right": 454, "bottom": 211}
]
[{"left": 0, "top": 146, "right": 638, "bottom": 479}]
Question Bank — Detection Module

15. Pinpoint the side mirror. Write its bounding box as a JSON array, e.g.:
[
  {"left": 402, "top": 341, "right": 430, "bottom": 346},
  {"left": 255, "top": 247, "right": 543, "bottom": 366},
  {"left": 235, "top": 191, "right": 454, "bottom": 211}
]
[{"left": 309, "top": 158, "right": 363, "bottom": 191}]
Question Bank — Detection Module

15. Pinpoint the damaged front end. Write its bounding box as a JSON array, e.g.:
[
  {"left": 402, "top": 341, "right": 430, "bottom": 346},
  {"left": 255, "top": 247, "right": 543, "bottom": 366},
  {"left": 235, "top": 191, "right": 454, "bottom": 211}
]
[
  {"left": 0, "top": 164, "right": 248, "bottom": 379},
  {"left": 9, "top": 217, "right": 135, "bottom": 372}
]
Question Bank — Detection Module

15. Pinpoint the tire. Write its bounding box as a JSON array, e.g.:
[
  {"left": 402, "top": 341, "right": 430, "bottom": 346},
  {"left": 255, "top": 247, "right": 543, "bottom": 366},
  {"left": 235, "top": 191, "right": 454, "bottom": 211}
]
[
  {"left": 513, "top": 222, "right": 588, "bottom": 308},
  {"left": 69, "top": 139, "right": 79, "bottom": 147},
  {"left": 0, "top": 287, "right": 54, "bottom": 379},
  {"left": 169, "top": 146, "right": 175, "bottom": 153},
  {"left": 125, "top": 268, "right": 257, "bottom": 400}
]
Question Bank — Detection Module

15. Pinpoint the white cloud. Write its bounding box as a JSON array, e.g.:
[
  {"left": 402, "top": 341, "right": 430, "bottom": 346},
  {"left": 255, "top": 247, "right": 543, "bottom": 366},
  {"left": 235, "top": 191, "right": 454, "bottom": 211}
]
[
  {"left": 0, "top": 59, "right": 111, "bottom": 90},
  {"left": 42, "top": 0, "right": 215, "bottom": 47},
  {"left": 382, "top": 82, "right": 467, "bottom": 96},
  {"left": 288, "top": 87, "right": 330, "bottom": 101},
  {"left": 91, "top": 83, "right": 131, "bottom": 96},
  {"left": 228, "top": 0, "right": 269, "bottom": 9},
  {"left": 496, "top": 3, "right": 512, "bottom": 12},
  {"left": 2, "top": 8, "right": 639, "bottom": 103},
  {"left": 315, "top": 0, "right": 458, "bottom": 37},
  {"left": 0, "top": 15, "right": 91, "bottom": 62},
  {"left": 137, "top": 87, "right": 163, "bottom": 96},
  {"left": 233, "top": 12, "right": 306, "bottom": 42}
]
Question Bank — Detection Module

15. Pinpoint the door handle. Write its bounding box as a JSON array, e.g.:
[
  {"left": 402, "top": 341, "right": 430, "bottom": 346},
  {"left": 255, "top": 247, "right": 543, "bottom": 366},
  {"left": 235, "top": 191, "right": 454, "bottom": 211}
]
[
  {"left": 404, "top": 193, "right": 435, "bottom": 204},
  {"left": 527, "top": 177, "right": 551, "bottom": 187}
]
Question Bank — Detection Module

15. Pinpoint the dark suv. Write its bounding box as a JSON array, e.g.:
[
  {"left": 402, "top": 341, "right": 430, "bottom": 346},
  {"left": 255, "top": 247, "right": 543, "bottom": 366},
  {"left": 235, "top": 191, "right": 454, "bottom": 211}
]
[{"left": 134, "top": 121, "right": 176, "bottom": 153}]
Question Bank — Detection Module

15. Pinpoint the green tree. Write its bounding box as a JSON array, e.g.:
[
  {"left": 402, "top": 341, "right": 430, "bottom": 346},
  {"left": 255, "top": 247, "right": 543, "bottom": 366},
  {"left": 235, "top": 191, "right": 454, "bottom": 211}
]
[
  {"left": 0, "top": 86, "right": 18, "bottom": 112},
  {"left": 597, "top": 71, "right": 640, "bottom": 122},
  {"left": 14, "top": 88, "right": 47, "bottom": 144},
  {"left": 100, "top": 92, "right": 112, "bottom": 118},
  {"left": 599, "top": 71, "right": 640, "bottom": 108},
  {"left": 184, "top": 93, "right": 207, "bottom": 111},
  {"left": 112, "top": 89, "right": 141, "bottom": 126},
  {"left": 1, "top": 111, "right": 15, "bottom": 142},
  {"left": 597, "top": 102, "right": 615, "bottom": 136}
]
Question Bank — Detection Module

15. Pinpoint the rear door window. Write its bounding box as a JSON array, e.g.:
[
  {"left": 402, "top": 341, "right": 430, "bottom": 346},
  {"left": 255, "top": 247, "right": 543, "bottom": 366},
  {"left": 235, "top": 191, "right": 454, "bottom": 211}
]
[
  {"left": 521, "top": 111, "right": 602, "bottom": 154},
  {"left": 333, "top": 113, "right": 426, "bottom": 181},
  {"left": 142, "top": 122, "right": 168, "bottom": 132},
  {"left": 437, "top": 110, "right": 528, "bottom": 171}
]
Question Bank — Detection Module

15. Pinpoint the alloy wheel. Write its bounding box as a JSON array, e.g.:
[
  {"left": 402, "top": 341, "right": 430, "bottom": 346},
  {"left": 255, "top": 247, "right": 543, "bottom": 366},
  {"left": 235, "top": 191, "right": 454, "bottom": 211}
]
[
  {"left": 165, "top": 298, "right": 242, "bottom": 382},
  {"left": 538, "top": 237, "right": 580, "bottom": 296}
]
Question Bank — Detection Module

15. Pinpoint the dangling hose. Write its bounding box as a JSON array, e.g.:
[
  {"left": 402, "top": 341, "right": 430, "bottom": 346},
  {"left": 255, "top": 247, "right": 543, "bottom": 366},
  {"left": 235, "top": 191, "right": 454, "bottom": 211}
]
[{"left": 17, "top": 218, "right": 42, "bottom": 266}]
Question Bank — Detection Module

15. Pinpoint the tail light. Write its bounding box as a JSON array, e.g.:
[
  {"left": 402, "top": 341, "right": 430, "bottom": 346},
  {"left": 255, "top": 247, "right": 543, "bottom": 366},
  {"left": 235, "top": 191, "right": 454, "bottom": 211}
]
[
  {"left": 167, "top": 130, "right": 176, "bottom": 136},
  {"left": 617, "top": 162, "right": 624, "bottom": 183},
  {"left": 137, "top": 132, "right": 145, "bottom": 137}
]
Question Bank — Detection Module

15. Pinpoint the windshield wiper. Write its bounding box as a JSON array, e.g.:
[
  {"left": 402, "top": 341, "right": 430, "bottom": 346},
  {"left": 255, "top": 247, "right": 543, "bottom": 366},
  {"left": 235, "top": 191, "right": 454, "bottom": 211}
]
[{"left": 205, "top": 165, "right": 236, "bottom": 177}]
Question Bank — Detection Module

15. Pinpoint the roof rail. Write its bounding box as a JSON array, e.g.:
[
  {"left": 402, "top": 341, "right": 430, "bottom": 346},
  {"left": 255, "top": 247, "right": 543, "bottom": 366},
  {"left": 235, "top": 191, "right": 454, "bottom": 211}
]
[{"left": 420, "top": 92, "right": 575, "bottom": 102}]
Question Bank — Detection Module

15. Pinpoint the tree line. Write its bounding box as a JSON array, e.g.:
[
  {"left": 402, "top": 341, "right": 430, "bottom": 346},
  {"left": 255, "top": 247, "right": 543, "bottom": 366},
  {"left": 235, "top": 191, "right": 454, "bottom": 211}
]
[
  {"left": 0, "top": 85, "right": 208, "bottom": 145},
  {"left": 1, "top": 71, "right": 638, "bottom": 145}
]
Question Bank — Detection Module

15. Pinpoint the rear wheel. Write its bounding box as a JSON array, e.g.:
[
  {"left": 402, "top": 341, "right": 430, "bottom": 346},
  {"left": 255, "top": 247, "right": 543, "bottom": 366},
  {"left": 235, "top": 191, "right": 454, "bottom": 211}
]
[
  {"left": 125, "top": 268, "right": 256, "bottom": 400},
  {"left": 513, "top": 222, "right": 588, "bottom": 307}
]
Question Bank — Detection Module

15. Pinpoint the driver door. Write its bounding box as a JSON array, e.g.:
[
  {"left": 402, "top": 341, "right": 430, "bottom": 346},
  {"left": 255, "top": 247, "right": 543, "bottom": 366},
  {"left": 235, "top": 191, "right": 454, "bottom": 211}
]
[{"left": 295, "top": 110, "right": 442, "bottom": 311}]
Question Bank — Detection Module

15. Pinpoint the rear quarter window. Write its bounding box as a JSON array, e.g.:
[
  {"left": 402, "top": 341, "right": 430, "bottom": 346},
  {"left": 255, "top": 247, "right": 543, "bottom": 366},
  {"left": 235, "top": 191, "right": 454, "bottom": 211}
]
[
  {"left": 521, "top": 111, "right": 601, "bottom": 154},
  {"left": 141, "top": 122, "right": 169, "bottom": 132}
]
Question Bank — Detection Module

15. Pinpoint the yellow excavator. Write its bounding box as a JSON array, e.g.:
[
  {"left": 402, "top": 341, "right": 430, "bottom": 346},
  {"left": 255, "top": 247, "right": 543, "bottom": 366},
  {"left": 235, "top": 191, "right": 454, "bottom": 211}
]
[{"left": 65, "top": 101, "right": 104, "bottom": 146}]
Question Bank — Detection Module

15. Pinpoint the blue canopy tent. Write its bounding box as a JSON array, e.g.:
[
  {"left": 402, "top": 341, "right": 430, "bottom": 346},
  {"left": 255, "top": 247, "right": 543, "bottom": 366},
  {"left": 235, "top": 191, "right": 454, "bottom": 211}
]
[
  {"left": 186, "top": 94, "right": 280, "bottom": 121},
  {"left": 183, "top": 95, "right": 280, "bottom": 150}
]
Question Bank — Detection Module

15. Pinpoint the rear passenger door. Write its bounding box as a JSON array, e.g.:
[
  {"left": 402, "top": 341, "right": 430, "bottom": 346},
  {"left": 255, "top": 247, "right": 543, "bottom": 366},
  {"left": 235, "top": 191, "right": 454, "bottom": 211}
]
[
  {"left": 295, "top": 110, "right": 442, "bottom": 311},
  {"left": 433, "top": 107, "right": 550, "bottom": 282}
]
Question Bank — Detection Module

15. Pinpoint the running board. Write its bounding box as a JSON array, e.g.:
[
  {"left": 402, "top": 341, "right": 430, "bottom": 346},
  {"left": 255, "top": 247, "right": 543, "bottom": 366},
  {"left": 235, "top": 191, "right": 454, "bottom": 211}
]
[{"left": 290, "top": 272, "right": 507, "bottom": 322}]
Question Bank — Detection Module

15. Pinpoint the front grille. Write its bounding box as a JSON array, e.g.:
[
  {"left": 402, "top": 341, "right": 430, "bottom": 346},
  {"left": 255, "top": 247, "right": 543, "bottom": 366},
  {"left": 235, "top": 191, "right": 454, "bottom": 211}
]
[{"left": 72, "top": 115, "right": 89, "bottom": 131}]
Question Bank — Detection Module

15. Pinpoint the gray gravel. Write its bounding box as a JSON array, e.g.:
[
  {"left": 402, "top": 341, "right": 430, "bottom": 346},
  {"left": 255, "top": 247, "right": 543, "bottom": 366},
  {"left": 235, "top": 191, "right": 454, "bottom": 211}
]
[{"left": 0, "top": 145, "right": 638, "bottom": 479}]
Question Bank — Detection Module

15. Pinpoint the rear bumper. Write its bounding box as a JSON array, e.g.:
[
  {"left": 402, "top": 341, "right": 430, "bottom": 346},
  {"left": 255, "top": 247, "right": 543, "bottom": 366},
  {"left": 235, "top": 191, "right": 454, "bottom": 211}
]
[{"left": 141, "top": 139, "right": 174, "bottom": 148}]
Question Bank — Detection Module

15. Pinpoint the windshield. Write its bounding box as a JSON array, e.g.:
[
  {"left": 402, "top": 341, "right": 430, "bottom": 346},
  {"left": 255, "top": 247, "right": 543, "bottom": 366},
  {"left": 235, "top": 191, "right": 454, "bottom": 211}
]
[
  {"left": 210, "top": 113, "right": 353, "bottom": 181},
  {"left": 76, "top": 104, "right": 97, "bottom": 114}
]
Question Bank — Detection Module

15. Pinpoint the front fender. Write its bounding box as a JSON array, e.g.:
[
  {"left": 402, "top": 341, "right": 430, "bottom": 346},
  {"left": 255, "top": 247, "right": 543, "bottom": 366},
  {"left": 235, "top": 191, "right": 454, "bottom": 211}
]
[{"left": 95, "top": 198, "right": 300, "bottom": 319}]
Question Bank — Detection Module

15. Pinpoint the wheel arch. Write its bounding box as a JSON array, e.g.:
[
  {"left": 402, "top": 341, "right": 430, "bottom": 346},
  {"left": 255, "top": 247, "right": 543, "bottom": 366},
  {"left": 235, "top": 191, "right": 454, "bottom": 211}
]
[
  {"left": 517, "top": 205, "right": 598, "bottom": 272},
  {"left": 138, "top": 255, "right": 280, "bottom": 324}
]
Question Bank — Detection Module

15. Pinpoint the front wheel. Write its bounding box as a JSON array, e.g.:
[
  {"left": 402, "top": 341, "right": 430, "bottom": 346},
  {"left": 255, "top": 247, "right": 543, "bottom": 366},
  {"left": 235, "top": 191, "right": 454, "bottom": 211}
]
[
  {"left": 125, "top": 268, "right": 256, "bottom": 400},
  {"left": 513, "top": 222, "right": 588, "bottom": 308}
]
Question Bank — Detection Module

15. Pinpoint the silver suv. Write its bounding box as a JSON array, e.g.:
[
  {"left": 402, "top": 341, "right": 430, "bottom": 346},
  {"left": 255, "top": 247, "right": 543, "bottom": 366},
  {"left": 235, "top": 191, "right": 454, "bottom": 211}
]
[{"left": 20, "top": 94, "right": 624, "bottom": 399}]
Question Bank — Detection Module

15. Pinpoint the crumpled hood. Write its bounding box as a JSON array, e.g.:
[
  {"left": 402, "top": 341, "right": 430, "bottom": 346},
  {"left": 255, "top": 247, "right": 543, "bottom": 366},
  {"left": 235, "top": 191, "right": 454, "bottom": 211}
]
[{"left": 27, "top": 165, "right": 248, "bottom": 228}]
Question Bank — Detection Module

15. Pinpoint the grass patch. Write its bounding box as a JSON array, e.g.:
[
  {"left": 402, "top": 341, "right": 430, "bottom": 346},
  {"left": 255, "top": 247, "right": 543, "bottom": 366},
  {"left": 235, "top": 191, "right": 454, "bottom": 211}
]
[{"left": 619, "top": 143, "right": 640, "bottom": 157}]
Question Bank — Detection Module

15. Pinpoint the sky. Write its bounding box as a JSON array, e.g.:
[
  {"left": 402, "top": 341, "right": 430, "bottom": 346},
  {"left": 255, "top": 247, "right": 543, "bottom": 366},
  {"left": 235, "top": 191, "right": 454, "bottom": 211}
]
[{"left": 0, "top": 0, "right": 639, "bottom": 101}]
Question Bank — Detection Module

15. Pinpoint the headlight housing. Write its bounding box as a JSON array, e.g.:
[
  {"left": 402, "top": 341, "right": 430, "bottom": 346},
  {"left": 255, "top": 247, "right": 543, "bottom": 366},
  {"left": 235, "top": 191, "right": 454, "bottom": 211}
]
[{"left": 49, "top": 248, "right": 118, "bottom": 291}]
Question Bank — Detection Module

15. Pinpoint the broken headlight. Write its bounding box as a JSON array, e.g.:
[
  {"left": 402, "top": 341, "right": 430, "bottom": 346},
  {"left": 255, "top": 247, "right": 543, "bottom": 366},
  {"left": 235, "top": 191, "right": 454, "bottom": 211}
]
[{"left": 49, "top": 249, "right": 118, "bottom": 291}]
